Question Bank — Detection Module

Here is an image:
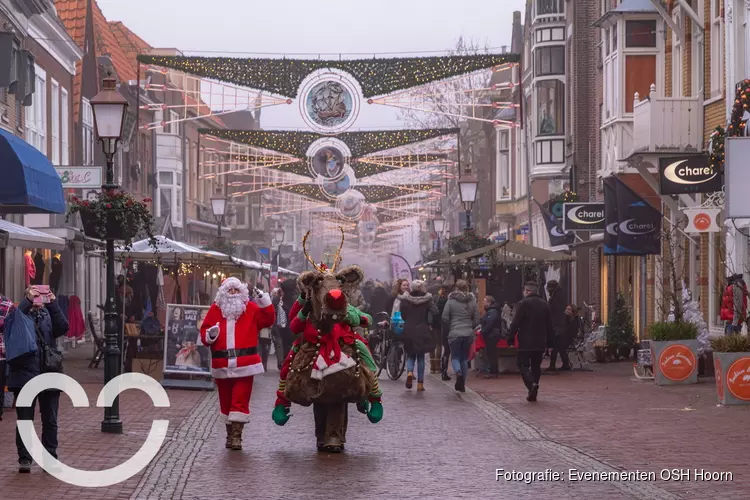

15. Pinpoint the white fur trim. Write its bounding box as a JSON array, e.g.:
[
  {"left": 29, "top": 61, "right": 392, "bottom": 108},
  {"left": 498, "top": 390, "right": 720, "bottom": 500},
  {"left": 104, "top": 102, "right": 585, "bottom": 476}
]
[
  {"left": 255, "top": 293, "right": 272, "bottom": 308},
  {"left": 228, "top": 411, "right": 251, "bottom": 423},
  {"left": 219, "top": 413, "right": 228, "bottom": 424},
  {"left": 212, "top": 362, "right": 265, "bottom": 379},
  {"left": 226, "top": 320, "right": 237, "bottom": 369},
  {"left": 206, "top": 324, "right": 220, "bottom": 344},
  {"left": 310, "top": 352, "right": 356, "bottom": 380}
]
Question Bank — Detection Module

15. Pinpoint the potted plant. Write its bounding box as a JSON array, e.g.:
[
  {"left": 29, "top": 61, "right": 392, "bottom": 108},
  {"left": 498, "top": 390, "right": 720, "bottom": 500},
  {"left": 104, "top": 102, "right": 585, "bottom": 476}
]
[
  {"left": 711, "top": 335, "right": 750, "bottom": 405},
  {"left": 68, "top": 188, "right": 155, "bottom": 249},
  {"left": 606, "top": 293, "right": 635, "bottom": 360},
  {"left": 649, "top": 321, "right": 699, "bottom": 385}
]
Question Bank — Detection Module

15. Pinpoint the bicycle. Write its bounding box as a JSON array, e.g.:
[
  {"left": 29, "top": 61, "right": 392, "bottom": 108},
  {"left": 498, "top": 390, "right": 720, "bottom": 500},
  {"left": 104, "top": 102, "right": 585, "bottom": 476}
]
[{"left": 368, "top": 313, "right": 406, "bottom": 380}]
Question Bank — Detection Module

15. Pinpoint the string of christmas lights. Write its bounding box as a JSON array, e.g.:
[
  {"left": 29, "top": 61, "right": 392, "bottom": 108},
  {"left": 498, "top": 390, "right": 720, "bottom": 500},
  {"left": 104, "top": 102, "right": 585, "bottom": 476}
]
[
  {"left": 137, "top": 54, "right": 520, "bottom": 99},
  {"left": 199, "top": 128, "right": 458, "bottom": 159}
]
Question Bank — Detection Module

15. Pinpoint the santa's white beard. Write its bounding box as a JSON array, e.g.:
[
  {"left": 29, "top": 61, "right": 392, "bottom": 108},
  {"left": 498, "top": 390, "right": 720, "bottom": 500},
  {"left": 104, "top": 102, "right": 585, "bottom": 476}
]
[{"left": 217, "top": 296, "right": 247, "bottom": 321}]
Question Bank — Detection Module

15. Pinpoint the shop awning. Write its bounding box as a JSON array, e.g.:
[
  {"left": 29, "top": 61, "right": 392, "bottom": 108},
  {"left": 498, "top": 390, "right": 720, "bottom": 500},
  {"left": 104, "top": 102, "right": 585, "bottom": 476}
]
[
  {"left": 442, "top": 240, "right": 575, "bottom": 263},
  {"left": 0, "top": 219, "right": 66, "bottom": 250},
  {"left": 0, "top": 129, "right": 65, "bottom": 214}
]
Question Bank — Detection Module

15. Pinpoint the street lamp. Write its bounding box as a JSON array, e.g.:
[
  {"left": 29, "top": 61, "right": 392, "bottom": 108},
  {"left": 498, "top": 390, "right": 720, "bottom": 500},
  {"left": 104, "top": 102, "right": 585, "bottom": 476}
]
[
  {"left": 271, "top": 226, "right": 285, "bottom": 289},
  {"left": 210, "top": 191, "right": 228, "bottom": 243},
  {"left": 90, "top": 75, "right": 128, "bottom": 434},
  {"left": 433, "top": 216, "right": 445, "bottom": 250},
  {"left": 459, "top": 179, "right": 479, "bottom": 231}
]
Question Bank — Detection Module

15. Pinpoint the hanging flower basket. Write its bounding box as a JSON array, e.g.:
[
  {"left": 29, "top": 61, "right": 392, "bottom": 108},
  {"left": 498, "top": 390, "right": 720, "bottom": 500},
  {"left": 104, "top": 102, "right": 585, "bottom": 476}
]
[{"left": 67, "top": 188, "right": 156, "bottom": 250}]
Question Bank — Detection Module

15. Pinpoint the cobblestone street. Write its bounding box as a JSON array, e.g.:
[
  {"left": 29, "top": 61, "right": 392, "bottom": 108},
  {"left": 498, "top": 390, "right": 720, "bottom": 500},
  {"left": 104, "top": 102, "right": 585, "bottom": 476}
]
[{"left": 2, "top": 350, "right": 749, "bottom": 499}]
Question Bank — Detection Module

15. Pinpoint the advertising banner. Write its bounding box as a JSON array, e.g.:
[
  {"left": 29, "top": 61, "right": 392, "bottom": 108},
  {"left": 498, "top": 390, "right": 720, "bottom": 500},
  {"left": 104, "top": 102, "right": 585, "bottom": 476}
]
[
  {"left": 562, "top": 202, "right": 606, "bottom": 231},
  {"left": 603, "top": 177, "right": 618, "bottom": 255},
  {"left": 658, "top": 156, "right": 719, "bottom": 195},
  {"left": 535, "top": 199, "right": 574, "bottom": 247},
  {"left": 163, "top": 304, "right": 212, "bottom": 376},
  {"left": 55, "top": 167, "right": 102, "bottom": 188},
  {"left": 390, "top": 254, "right": 413, "bottom": 281},
  {"left": 615, "top": 178, "right": 662, "bottom": 255}
]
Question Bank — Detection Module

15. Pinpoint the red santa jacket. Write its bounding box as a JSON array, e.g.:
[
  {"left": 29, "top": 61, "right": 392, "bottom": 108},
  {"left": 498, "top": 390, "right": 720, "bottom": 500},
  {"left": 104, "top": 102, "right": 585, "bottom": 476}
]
[{"left": 200, "top": 299, "right": 275, "bottom": 379}]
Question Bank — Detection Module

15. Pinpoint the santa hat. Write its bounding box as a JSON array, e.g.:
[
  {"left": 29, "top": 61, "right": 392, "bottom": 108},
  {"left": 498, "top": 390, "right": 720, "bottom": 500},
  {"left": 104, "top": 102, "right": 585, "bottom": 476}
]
[{"left": 220, "top": 277, "right": 244, "bottom": 292}]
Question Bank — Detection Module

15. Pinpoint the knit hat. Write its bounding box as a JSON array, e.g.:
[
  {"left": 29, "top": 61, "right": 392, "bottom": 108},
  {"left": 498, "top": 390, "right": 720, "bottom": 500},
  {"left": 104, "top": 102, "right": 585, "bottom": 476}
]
[{"left": 411, "top": 280, "right": 426, "bottom": 293}]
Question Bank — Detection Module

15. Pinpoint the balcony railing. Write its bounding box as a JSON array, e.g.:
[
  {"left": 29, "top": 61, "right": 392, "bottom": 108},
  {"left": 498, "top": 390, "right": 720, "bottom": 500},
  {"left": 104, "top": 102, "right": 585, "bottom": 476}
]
[{"left": 631, "top": 84, "right": 703, "bottom": 155}]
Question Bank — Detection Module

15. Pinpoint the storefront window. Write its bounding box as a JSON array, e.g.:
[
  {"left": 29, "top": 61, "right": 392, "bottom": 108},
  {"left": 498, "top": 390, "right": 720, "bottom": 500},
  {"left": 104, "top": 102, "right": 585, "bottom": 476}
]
[{"left": 537, "top": 80, "right": 564, "bottom": 136}]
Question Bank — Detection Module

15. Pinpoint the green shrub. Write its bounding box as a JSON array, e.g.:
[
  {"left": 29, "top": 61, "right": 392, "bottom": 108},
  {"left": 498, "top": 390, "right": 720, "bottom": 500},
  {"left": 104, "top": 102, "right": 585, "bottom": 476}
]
[
  {"left": 649, "top": 321, "right": 698, "bottom": 341},
  {"left": 710, "top": 335, "right": 750, "bottom": 353}
]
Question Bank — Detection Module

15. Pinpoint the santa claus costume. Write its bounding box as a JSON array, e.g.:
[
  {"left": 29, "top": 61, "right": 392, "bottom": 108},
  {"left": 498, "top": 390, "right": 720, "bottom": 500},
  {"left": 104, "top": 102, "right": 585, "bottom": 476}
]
[{"left": 200, "top": 277, "right": 274, "bottom": 450}]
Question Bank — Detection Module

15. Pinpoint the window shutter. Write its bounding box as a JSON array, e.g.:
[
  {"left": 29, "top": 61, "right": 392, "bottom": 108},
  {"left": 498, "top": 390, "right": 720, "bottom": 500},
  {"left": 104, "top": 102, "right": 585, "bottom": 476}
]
[
  {"left": 22, "top": 50, "right": 34, "bottom": 106},
  {"left": 11, "top": 44, "right": 24, "bottom": 97},
  {"left": 0, "top": 32, "right": 14, "bottom": 88}
]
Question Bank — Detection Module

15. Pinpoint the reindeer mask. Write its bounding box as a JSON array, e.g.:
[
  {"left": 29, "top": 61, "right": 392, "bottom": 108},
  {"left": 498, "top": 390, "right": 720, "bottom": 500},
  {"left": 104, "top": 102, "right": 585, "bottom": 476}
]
[{"left": 298, "top": 228, "right": 364, "bottom": 327}]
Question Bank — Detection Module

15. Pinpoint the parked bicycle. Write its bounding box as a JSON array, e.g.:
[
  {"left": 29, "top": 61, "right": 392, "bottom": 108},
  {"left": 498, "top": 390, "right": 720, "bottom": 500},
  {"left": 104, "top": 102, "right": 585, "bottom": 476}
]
[{"left": 367, "top": 312, "right": 406, "bottom": 380}]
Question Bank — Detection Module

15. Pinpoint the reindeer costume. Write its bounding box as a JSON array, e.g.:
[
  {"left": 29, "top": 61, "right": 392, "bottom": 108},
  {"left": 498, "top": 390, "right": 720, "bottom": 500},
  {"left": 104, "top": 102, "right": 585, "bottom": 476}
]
[{"left": 272, "top": 230, "right": 383, "bottom": 453}]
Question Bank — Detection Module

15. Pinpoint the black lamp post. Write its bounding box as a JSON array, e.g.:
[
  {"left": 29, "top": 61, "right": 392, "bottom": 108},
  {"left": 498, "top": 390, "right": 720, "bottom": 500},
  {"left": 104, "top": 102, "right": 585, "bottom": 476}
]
[
  {"left": 90, "top": 75, "right": 128, "bottom": 434},
  {"left": 210, "top": 191, "right": 228, "bottom": 247},
  {"left": 459, "top": 179, "right": 479, "bottom": 232},
  {"left": 433, "top": 216, "right": 445, "bottom": 250},
  {"left": 271, "top": 226, "right": 285, "bottom": 286}
]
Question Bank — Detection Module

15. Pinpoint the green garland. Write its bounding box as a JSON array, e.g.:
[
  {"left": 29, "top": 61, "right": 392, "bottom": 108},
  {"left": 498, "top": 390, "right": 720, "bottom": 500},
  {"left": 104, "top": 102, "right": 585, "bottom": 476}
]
[
  {"left": 277, "top": 183, "right": 434, "bottom": 204},
  {"left": 138, "top": 54, "right": 519, "bottom": 99},
  {"left": 707, "top": 125, "right": 725, "bottom": 173},
  {"left": 352, "top": 154, "right": 448, "bottom": 178},
  {"left": 200, "top": 128, "right": 457, "bottom": 159}
]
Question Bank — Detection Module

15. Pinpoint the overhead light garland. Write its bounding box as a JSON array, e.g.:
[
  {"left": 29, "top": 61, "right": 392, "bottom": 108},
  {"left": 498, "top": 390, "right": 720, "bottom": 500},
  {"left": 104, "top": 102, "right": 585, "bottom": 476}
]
[
  {"left": 352, "top": 154, "right": 448, "bottom": 178},
  {"left": 138, "top": 54, "right": 519, "bottom": 99},
  {"left": 277, "top": 183, "right": 436, "bottom": 204},
  {"left": 708, "top": 125, "right": 725, "bottom": 173},
  {"left": 200, "top": 128, "right": 458, "bottom": 159}
]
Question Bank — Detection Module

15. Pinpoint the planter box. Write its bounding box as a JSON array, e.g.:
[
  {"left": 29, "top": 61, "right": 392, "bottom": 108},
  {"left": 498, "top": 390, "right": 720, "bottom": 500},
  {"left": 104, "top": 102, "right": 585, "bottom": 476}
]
[
  {"left": 713, "top": 352, "right": 750, "bottom": 405},
  {"left": 80, "top": 210, "right": 138, "bottom": 241},
  {"left": 651, "top": 340, "right": 699, "bottom": 385}
]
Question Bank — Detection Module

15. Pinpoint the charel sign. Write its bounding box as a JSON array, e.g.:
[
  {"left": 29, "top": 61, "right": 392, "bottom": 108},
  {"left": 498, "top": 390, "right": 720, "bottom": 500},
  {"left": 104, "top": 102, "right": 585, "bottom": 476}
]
[
  {"left": 55, "top": 167, "right": 103, "bottom": 188},
  {"left": 562, "top": 202, "right": 606, "bottom": 231},
  {"left": 658, "top": 156, "right": 720, "bottom": 195}
]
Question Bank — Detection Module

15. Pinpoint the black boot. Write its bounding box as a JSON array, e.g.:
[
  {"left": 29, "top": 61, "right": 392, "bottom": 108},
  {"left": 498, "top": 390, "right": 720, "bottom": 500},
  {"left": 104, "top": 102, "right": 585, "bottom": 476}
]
[{"left": 527, "top": 383, "right": 539, "bottom": 402}]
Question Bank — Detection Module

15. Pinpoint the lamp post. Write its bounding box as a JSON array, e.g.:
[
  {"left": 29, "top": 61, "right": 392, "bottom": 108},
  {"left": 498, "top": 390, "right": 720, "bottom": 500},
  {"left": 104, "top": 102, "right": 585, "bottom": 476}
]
[
  {"left": 90, "top": 75, "right": 128, "bottom": 434},
  {"left": 210, "top": 191, "right": 228, "bottom": 247},
  {"left": 433, "top": 216, "right": 445, "bottom": 250},
  {"left": 271, "top": 226, "right": 285, "bottom": 289},
  {"left": 458, "top": 179, "right": 479, "bottom": 232}
]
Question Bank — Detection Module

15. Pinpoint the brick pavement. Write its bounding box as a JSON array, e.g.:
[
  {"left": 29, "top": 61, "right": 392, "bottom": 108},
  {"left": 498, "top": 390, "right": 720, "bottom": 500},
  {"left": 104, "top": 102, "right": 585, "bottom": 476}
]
[
  {"left": 465, "top": 361, "right": 750, "bottom": 500},
  {"left": 4, "top": 347, "right": 748, "bottom": 499},
  {"left": 0, "top": 345, "right": 206, "bottom": 500}
]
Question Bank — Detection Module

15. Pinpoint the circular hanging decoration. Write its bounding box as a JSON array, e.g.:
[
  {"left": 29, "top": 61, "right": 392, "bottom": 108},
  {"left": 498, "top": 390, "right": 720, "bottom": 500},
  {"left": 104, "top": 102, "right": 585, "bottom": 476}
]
[
  {"left": 550, "top": 201, "right": 564, "bottom": 218},
  {"left": 319, "top": 168, "right": 355, "bottom": 199},
  {"left": 306, "top": 137, "right": 351, "bottom": 180},
  {"left": 336, "top": 191, "right": 365, "bottom": 220},
  {"left": 358, "top": 204, "right": 378, "bottom": 240},
  {"left": 299, "top": 70, "right": 360, "bottom": 133}
]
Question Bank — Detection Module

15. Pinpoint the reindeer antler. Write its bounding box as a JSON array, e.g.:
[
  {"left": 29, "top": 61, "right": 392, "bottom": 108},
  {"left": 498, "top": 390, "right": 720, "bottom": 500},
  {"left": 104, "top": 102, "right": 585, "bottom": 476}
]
[
  {"left": 330, "top": 227, "right": 345, "bottom": 273},
  {"left": 302, "top": 231, "right": 322, "bottom": 272}
]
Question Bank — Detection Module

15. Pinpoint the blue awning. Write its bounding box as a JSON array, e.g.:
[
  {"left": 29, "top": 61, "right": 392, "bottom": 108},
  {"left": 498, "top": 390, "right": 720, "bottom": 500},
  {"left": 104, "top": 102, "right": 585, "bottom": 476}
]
[{"left": 0, "top": 128, "right": 65, "bottom": 214}]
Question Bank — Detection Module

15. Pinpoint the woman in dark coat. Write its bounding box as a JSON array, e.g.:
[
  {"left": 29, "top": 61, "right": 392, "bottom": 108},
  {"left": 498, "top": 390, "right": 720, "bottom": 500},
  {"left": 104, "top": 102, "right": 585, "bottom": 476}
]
[
  {"left": 7, "top": 287, "right": 69, "bottom": 473},
  {"left": 272, "top": 279, "right": 298, "bottom": 368},
  {"left": 399, "top": 280, "right": 438, "bottom": 391}
]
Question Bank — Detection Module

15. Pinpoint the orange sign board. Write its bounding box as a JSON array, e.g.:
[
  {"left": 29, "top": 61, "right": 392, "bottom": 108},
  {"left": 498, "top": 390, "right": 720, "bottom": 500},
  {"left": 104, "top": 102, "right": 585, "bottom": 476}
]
[
  {"left": 715, "top": 356, "right": 724, "bottom": 401},
  {"left": 726, "top": 357, "right": 750, "bottom": 401},
  {"left": 693, "top": 213, "right": 712, "bottom": 232},
  {"left": 658, "top": 344, "right": 697, "bottom": 381}
]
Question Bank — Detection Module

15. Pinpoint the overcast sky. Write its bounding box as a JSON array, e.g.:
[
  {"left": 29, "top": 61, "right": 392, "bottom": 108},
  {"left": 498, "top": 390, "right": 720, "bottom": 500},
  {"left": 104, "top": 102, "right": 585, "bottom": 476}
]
[{"left": 98, "top": 0, "right": 526, "bottom": 128}]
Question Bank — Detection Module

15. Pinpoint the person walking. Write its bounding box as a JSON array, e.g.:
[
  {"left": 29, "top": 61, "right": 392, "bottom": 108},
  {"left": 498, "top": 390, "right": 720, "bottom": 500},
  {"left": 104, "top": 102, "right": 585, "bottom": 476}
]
[
  {"left": 0, "top": 294, "right": 14, "bottom": 421},
  {"left": 400, "top": 280, "right": 438, "bottom": 391},
  {"left": 272, "top": 280, "right": 297, "bottom": 369},
  {"left": 508, "top": 282, "right": 555, "bottom": 402},
  {"left": 390, "top": 278, "right": 410, "bottom": 316},
  {"left": 254, "top": 283, "right": 273, "bottom": 370},
  {"left": 480, "top": 295, "right": 502, "bottom": 378},
  {"left": 545, "top": 280, "right": 569, "bottom": 371},
  {"left": 442, "top": 280, "right": 480, "bottom": 392},
  {"left": 367, "top": 282, "right": 390, "bottom": 317},
  {"left": 436, "top": 284, "right": 452, "bottom": 380},
  {"left": 7, "top": 286, "right": 69, "bottom": 473}
]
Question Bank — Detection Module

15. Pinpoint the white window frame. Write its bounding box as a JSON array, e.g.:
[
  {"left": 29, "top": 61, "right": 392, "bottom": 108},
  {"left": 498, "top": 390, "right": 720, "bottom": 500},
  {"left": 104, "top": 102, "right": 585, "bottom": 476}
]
[
  {"left": 82, "top": 98, "right": 94, "bottom": 166},
  {"left": 709, "top": 0, "right": 723, "bottom": 98},
  {"left": 157, "top": 170, "right": 183, "bottom": 227},
  {"left": 496, "top": 129, "right": 511, "bottom": 201},
  {"left": 60, "top": 87, "right": 69, "bottom": 165},
  {"left": 165, "top": 110, "right": 179, "bottom": 135},
  {"left": 50, "top": 78, "right": 60, "bottom": 164},
  {"left": 26, "top": 64, "right": 47, "bottom": 156},
  {"left": 672, "top": 10, "right": 683, "bottom": 97}
]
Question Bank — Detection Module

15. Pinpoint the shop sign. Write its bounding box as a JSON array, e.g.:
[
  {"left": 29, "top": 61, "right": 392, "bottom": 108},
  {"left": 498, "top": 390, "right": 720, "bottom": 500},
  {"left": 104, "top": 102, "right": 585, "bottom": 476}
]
[
  {"left": 683, "top": 208, "right": 721, "bottom": 233},
  {"left": 562, "top": 202, "right": 606, "bottom": 231},
  {"left": 726, "top": 357, "right": 750, "bottom": 401},
  {"left": 55, "top": 167, "right": 102, "bottom": 188},
  {"left": 658, "top": 344, "right": 697, "bottom": 382},
  {"left": 658, "top": 156, "right": 719, "bottom": 195}
]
